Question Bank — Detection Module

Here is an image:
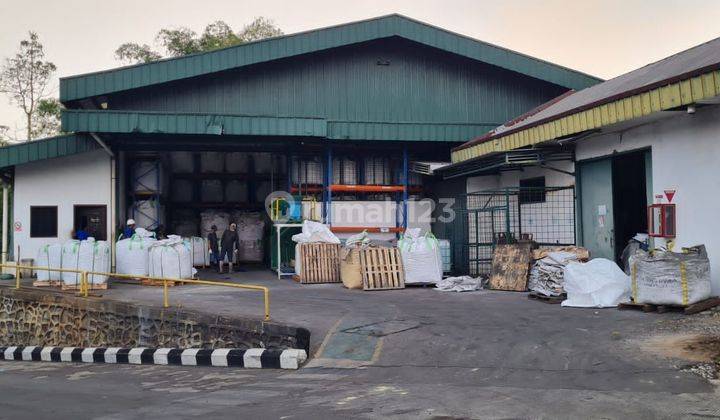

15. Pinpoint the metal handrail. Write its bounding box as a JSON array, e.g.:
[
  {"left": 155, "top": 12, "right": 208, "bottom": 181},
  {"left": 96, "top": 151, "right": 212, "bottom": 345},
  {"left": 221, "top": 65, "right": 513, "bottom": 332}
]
[
  {"left": 1, "top": 264, "right": 270, "bottom": 321},
  {"left": 2, "top": 264, "right": 90, "bottom": 294}
]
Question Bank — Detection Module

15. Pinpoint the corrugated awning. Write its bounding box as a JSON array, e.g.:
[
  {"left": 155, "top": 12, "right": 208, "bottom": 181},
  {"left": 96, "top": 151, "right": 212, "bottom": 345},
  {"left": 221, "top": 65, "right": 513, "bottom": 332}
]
[
  {"left": 0, "top": 134, "right": 100, "bottom": 170},
  {"left": 440, "top": 147, "right": 574, "bottom": 179}
]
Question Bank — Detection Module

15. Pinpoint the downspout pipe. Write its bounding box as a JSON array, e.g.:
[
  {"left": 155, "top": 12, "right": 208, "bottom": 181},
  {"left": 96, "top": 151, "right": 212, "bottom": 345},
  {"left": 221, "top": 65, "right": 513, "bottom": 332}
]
[
  {"left": 1, "top": 182, "right": 8, "bottom": 264},
  {"left": 90, "top": 133, "right": 117, "bottom": 269}
]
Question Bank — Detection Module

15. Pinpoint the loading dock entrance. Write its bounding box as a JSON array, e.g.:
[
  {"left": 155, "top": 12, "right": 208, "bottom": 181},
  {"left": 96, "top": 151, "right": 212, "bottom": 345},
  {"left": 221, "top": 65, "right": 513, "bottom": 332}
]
[{"left": 577, "top": 149, "right": 651, "bottom": 261}]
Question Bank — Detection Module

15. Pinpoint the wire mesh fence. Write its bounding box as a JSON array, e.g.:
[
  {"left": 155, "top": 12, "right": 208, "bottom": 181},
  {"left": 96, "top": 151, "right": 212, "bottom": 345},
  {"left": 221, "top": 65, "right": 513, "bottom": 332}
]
[{"left": 448, "top": 186, "right": 576, "bottom": 276}]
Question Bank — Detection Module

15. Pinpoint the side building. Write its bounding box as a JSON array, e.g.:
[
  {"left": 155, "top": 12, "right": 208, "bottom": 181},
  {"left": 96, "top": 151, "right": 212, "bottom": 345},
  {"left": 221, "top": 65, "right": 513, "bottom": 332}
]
[{"left": 446, "top": 37, "right": 720, "bottom": 294}]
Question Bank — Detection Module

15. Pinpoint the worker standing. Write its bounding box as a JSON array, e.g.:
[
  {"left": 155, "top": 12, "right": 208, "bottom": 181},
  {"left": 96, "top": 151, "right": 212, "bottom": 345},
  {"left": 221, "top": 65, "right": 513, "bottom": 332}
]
[
  {"left": 121, "top": 219, "right": 136, "bottom": 239},
  {"left": 207, "top": 225, "right": 219, "bottom": 267},
  {"left": 218, "top": 223, "right": 240, "bottom": 274}
]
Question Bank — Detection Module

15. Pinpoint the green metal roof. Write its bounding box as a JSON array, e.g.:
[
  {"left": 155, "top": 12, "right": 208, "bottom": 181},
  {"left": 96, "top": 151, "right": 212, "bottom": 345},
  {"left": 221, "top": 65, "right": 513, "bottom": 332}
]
[
  {"left": 62, "top": 109, "right": 326, "bottom": 137},
  {"left": 0, "top": 134, "right": 100, "bottom": 169},
  {"left": 60, "top": 14, "right": 601, "bottom": 103},
  {"left": 61, "top": 109, "right": 493, "bottom": 142}
]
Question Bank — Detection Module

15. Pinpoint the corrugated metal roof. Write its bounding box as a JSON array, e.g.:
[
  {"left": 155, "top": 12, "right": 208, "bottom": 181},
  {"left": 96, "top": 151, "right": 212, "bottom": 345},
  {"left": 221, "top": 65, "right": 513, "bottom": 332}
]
[
  {"left": 60, "top": 14, "right": 601, "bottom": 103},
  {"left": 62, "top": 109, "right": 491, "bottom": 143},
  {"left": 0, "top": 134, "right": 100, "bottom": 169},
  {"left": 62, "top": 110, "right": 327, "bottom": 137},
  {"left": 454, "top": 36, "right": 720, "bottom": 158}
]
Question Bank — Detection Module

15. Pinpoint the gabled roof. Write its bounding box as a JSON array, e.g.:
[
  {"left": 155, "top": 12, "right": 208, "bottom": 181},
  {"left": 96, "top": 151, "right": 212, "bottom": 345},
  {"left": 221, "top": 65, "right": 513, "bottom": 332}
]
[
  {"left": 0, "top": 134, "right": 100, "bottom": 169},
  {"left": 60, "top": 14, "right": 601, "bottom": 103},
  {"left": 452, "top": 36, "right": 720, "bottom": 163}
]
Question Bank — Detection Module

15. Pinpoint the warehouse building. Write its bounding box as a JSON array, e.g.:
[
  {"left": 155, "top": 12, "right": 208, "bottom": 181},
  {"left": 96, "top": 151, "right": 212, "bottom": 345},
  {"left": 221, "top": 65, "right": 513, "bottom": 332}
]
[
  {"left": 445, "top": 37, "right": 720, "bottom": 294},
  {"left": 0, "top": 14, "right": 599, "bottom": 267}
]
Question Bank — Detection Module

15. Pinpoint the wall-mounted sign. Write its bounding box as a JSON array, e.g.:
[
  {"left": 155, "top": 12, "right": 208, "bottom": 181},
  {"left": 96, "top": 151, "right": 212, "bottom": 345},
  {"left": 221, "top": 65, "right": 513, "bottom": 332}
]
[
  {"left": 664, "top": 189, "right": 676, "bottom": 203},
  {"left": 13, "top": 221, "right": 21, "bottom": 232}
]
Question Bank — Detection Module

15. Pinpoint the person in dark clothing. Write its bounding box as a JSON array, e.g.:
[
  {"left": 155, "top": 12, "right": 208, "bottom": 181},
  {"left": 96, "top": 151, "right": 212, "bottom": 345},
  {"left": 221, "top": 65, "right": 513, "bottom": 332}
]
[
  {"left": 121, "top": 219, "right": 136, "bottom": 239},
  {"left": 75, "top": 227, "right": 89, "bottom": 241},
  {"left": 218, "top": 223, "right": 240, "bottom": 273},
  {"left": 207, "top": 225, "right": 219, "bottom": 266}
]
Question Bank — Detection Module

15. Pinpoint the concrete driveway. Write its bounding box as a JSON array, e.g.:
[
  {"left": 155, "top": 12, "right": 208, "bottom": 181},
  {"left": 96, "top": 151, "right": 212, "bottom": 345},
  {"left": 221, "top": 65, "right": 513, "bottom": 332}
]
[{"left": 0, "top": 269, "right": 718, "bottom": 419}]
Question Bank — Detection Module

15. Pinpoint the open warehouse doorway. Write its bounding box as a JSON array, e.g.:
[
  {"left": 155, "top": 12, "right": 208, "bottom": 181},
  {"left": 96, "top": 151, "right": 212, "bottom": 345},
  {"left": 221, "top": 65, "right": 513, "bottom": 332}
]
[{"left": 577, "top": 149, "right": 651, "bottom": 262}]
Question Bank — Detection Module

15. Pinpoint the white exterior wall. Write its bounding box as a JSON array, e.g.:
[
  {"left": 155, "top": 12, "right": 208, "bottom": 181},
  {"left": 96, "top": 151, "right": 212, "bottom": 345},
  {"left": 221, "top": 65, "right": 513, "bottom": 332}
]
[
  {"left": 575, "top": 105, "right": 720, "bottom": 294},
  {"left": 13, "top": 150, "right": 112, "bottom": 261}
]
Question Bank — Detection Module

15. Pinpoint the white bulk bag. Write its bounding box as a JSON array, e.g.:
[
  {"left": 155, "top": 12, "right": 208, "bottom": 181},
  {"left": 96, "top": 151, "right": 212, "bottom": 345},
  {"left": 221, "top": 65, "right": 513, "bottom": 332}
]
[
  {"left": 80, "top": 240, "right": 111, "bottom": 285},
  {"left": 36, "top": 244, "right": 63, "bottom": 282},
  {"left": 61, "top": 240, "right": 82, "bottom": 284},
  {"left": 561, "top": 259, "right": 631, "bottom": 308},
  {"left": 59, "top": 239, "right": 111, "bottom": 285},
  {"left": 185, "top": 237, "right": 209, "bottom": 266},
  {"left": 292, "top": 220, "right": 340, "bottom": 244},
  {"left": 630, "top": 245, "right": 712, "bottom": 305},
  {"left": 148, "top": 236, "right": 196, "bottom": 279},
  {"left": 235, "top": 212, "right": 265, "bottom": 262},
  {"left": 116, "top": 228, "right": 157, "bottom": 276},
  {"left": 398, "top": 229, "right": 443, "bottom": 284}
]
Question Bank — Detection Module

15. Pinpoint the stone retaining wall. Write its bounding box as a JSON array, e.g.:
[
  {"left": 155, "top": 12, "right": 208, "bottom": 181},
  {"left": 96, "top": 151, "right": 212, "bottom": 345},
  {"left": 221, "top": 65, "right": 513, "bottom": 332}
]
[{"left": 0, "top": 286, "right": 309, "bottom": 352}]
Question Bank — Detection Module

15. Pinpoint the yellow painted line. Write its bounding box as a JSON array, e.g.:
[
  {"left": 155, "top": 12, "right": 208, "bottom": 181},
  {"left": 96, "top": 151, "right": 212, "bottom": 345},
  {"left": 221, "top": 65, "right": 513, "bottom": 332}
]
[{"left": 313, "top": 315, "right": 345, "bottom": 359}]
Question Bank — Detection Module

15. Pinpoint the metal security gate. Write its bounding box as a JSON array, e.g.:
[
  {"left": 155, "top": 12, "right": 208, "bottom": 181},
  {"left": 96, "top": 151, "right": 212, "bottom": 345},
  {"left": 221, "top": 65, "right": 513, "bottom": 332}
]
[{"left": 450, "top": 186, "right": 576, "bottom": 276}]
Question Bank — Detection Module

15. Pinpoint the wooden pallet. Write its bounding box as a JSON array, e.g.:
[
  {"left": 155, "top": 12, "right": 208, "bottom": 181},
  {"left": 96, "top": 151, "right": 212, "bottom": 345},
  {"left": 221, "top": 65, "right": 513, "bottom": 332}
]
[
  {"left": 139, "top": 278, "right": 183, "bottom": 287},
  {"left": 618, "top": 297, "right": 720, "bottom": 315},
  {"left": 299, "top": 243, "right": 341, "bottom": 284},
  {"left": 61, "top": 282, "right": 108, "bottom": 291},
  {"left": 527, "top": 292, "right": 566, "bottom": 304},
  {"left": 489, "top": 242, "right": 535, "bottom": 291},
  {"left": 359, "top": 247, "right": 405, "bottom": 291},
  {"left": 32, "top": 280, "right": 62, "bottom": 287}
]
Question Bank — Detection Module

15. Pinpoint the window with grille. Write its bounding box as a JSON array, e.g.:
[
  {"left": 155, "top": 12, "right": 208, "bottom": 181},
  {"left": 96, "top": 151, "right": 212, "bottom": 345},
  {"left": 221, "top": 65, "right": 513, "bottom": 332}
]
[{"left": 519, "top": 177, "right": 546, "bottom": 204}]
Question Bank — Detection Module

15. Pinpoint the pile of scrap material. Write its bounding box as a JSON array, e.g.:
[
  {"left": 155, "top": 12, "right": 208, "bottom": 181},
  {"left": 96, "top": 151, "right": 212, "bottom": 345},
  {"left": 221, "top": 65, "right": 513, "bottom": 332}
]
[{"left": 528, "top": 246, "right": 589, "bottom": 296}]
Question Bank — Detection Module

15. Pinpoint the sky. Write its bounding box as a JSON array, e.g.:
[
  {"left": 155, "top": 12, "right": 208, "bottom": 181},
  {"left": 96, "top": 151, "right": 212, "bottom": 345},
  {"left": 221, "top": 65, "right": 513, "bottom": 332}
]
[{"left": 1, "top": 0, "right": 720, "bottom": 139}]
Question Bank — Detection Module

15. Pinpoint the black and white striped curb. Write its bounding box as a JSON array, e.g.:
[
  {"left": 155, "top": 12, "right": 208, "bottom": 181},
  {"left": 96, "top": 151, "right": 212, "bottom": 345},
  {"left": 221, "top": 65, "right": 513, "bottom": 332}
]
[{"left": 0, "top": 346, "right": 307, "bottom": 369}]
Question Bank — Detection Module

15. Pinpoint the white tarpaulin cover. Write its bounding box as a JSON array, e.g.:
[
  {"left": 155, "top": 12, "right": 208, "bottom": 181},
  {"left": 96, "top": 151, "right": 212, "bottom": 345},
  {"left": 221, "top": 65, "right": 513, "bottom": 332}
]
[
  {"left": 398, "top": 228, "right": 442, "bottom": 284},
  {"left": 36, "top": 244, "right": 63, "bottom": 282},
  {"left": 116, "top": 228, "right": 157, "bottom": 276},
  {"left": 561, "top": 258, "right": 631, "bottom": 308},
  {"left": 629, "top": 245, "right": 712, "bottom": 305},
  {"left": 292, "top": 220, "right": 340, "bottom": 244},
  {"left": 435, "top": 276, "right": 483, "bottom": 292},
  {"left": 149, "top": 235, "right": 196, "bottom": 279}
]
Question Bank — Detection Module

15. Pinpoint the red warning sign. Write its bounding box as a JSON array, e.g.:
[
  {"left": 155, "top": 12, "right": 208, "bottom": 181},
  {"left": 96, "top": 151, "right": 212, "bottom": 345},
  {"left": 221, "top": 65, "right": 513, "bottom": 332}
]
[{"left": 664, "top": 189, "right": 676, "bottom": 203}]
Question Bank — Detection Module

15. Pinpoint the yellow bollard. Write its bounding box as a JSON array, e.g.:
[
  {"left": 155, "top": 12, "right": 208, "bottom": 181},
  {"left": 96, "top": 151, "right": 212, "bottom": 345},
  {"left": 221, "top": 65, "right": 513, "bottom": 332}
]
[
  {"left": 83, "top": 271, "right": 89, "bottom": 297},
  {"left": 163, "top": 280, "right": 169, "bottom": 308},
  {"left": 14, "top": 263, "right": 20, "bottom": 289},
  {"left": 264, "top": 290, "right": 270, "bottom": 321}
]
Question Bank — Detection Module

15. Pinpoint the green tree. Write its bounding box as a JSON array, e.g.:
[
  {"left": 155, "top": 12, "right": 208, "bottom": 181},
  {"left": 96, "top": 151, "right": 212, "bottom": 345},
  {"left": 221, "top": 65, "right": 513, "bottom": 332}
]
[
  {"left": 115, "top": 17, "right": 283, "bottom": 64},
  {"left": 0, "top": 125, "right": 11, "bottom": 146},
  {"left": 0, "top": 32, "right": 57, "bottom": 141},
  {"left": 31, "top": 98, "right": 63, "bottom": 139},
  {"left": 115, "top": 43, "right": 162, "bottom": 64}
]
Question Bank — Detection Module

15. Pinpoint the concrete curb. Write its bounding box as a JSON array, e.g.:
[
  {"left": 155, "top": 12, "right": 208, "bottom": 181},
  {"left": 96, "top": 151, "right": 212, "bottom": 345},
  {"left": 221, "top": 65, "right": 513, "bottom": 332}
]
[{"left": 0, "top": 346, "right": 307, "bottom": 369}]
